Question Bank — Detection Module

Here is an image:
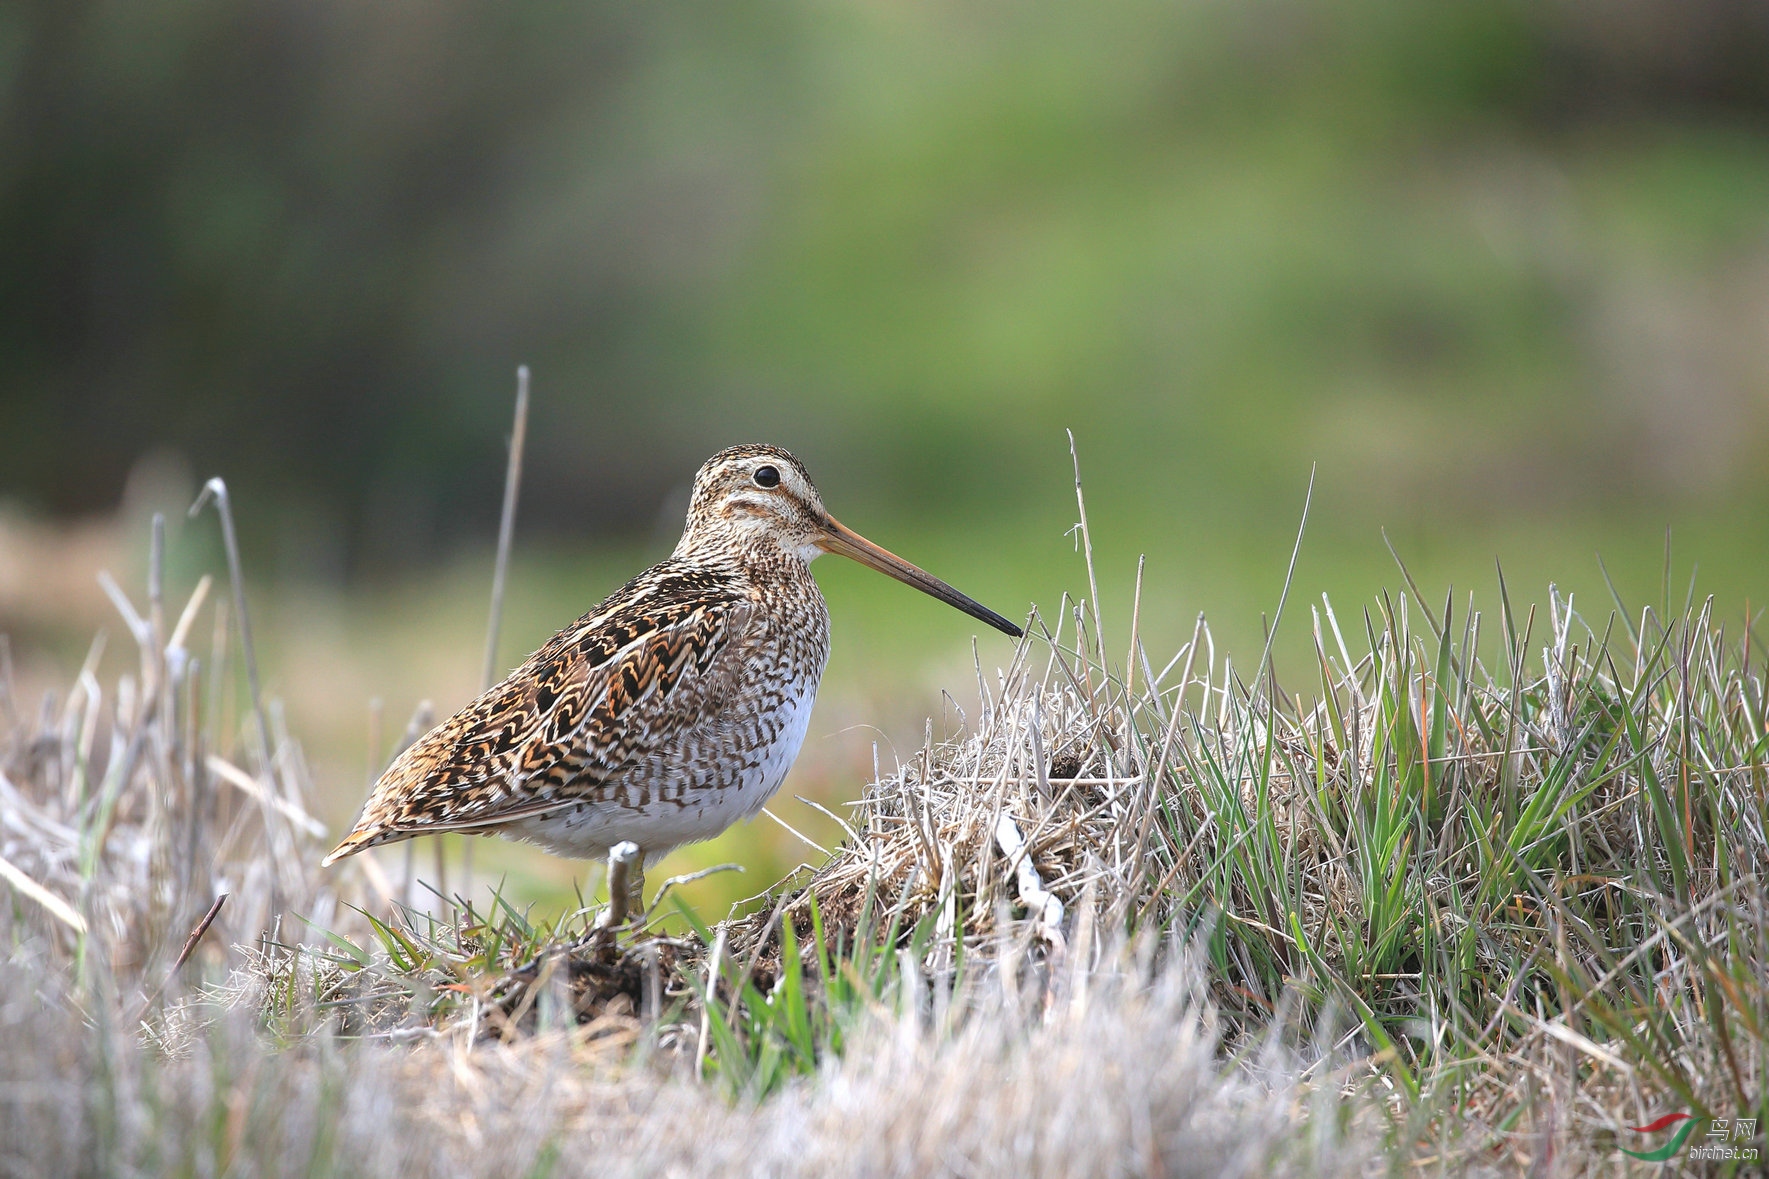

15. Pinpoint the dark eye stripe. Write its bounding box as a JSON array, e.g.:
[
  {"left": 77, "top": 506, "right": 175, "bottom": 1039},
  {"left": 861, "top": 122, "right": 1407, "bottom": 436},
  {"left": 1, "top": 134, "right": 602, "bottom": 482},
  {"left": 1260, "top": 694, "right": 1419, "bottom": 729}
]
[{"left": 753, "top": 465, "right": 780, "bottom": 488}]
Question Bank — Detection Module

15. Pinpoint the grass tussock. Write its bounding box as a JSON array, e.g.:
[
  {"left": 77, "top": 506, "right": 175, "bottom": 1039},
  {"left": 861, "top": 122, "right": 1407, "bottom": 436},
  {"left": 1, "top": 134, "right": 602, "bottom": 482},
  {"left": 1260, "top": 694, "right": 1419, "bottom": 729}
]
[
  {"left": 740, "top": 578, "right": 1769, "bottom": 1163},
  {"left": 3, "top": 492, "right": 1767, "bottom": 1175}
]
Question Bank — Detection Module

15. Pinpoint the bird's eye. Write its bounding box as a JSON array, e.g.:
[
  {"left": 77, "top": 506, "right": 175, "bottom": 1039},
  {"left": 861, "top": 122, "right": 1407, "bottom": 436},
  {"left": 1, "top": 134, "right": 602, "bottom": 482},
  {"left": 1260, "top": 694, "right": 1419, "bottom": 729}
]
[{"left": 753, "top": 465, "right": 781, "bottom": 489}]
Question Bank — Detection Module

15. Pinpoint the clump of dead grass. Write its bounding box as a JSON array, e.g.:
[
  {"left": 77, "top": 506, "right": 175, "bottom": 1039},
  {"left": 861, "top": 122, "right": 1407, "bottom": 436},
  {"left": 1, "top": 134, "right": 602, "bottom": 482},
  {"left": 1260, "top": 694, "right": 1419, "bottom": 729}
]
[
  {"left": 726, "top": 561, "right": 1769, "bottom": 1171},
  {"left": 0, "top": 504, "right": 333, "bottom": 1006}
]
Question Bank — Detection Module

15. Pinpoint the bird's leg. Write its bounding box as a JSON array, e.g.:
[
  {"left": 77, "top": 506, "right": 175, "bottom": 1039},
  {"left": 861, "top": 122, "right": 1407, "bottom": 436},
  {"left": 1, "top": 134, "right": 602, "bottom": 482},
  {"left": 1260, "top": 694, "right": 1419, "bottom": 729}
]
[
  {"left": 600, "top": 841, "right": 643, "bottom": 928},
  {"left": 626, "top": 852, "right": 646, "bottom": 920}
]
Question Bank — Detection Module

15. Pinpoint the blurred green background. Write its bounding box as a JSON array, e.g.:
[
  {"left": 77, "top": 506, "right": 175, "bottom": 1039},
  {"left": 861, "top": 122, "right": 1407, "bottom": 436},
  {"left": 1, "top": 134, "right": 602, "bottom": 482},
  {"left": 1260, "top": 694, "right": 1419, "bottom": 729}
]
[{"left": 6, "top": 0, "right": 1769, "bottom": 916}]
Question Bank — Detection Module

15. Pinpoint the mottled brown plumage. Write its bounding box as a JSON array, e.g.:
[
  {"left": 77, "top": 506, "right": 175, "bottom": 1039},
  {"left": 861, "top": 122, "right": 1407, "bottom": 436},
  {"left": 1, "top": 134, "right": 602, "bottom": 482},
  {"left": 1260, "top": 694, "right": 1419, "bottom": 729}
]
[{"left": 323, "top": 445, "right": 1021, "bottom": 889}]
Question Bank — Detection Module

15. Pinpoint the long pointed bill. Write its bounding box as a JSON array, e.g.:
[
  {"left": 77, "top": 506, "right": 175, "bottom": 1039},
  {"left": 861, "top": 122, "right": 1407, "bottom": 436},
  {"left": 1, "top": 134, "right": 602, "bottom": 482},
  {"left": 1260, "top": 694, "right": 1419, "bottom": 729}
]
[{"left": 819, "top": 516, "right": 1023, "bottom": 638}]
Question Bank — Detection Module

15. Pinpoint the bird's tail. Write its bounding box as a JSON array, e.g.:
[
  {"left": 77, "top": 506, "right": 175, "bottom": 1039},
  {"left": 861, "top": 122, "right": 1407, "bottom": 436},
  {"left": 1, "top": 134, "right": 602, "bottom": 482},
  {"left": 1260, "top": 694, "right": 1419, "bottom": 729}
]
[{"left": 320, "top": 824, "right": 400, "bottom": 867}]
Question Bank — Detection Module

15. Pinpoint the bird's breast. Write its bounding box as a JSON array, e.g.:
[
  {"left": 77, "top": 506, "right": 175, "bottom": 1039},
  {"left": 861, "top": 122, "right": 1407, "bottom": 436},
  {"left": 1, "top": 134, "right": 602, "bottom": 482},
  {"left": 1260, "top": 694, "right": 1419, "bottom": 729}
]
[
  {"left": 619, "top": 576, "right": 828, "bottom": 805},
  {"left": 714, "top": 581, "right": 830, "bottom": 805},
  {"left": 493, "top": 564, "right": 833, "bottom": 859}
]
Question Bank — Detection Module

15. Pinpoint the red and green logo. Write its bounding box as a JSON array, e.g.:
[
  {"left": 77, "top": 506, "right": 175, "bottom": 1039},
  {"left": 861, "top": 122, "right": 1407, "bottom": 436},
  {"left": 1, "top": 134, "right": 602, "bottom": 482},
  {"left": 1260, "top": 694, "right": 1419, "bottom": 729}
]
[{"left": 1622, "top": 1113, "right": 1698, "bottom": 1161}]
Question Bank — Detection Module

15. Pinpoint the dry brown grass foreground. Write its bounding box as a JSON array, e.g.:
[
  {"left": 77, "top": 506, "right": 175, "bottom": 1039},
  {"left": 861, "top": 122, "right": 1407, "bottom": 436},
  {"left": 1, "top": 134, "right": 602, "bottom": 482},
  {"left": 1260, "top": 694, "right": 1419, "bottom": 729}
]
[{"left": 3, "top": 507, "right": 1766, "bottom": 1176}]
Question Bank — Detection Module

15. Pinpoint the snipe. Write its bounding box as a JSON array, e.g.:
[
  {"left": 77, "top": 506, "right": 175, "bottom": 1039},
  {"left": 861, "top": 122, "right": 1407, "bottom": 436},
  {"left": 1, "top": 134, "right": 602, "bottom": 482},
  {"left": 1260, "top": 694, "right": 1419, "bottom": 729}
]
[{"left": 323, "top": 444, "right": 1021, "bottom": 912}]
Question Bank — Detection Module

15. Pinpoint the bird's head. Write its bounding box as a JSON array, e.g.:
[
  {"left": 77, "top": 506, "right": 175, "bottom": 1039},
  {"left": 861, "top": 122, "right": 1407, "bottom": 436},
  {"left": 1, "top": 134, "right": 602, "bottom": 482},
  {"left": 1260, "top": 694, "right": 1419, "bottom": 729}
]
[
  {"left": 676, "top": 444, "right": 1022, "bottom": 638},
  {"left": 678, "top": 444, "right": 828, "bottom": 560}
]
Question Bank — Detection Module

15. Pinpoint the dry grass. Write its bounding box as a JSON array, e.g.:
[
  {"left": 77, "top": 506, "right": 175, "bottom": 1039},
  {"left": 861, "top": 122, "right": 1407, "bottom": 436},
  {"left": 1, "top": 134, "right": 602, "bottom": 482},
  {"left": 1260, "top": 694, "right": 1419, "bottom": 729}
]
[
  {"left": 3, "top": 941, "right": 1374, "bottom": 1178},
  {"left": 3, "top": 485, "right": 1766, "bottom": 1175},
  {"left": 719, "top": 563, "right": 1769, "bottom": 1172}
]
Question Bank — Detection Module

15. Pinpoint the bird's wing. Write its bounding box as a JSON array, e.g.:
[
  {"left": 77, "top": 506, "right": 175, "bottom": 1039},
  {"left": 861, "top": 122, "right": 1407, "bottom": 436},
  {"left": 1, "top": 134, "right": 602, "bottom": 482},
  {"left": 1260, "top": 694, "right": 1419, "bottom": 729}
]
[{"left": 323, "top": 566, "right": 753, "bottom": 863}]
